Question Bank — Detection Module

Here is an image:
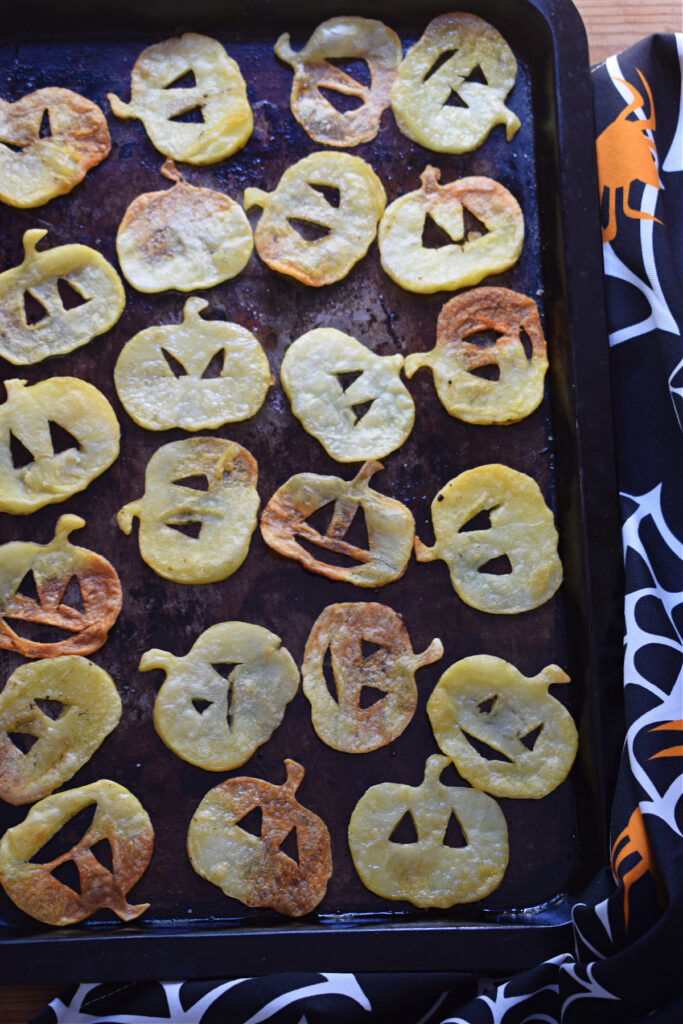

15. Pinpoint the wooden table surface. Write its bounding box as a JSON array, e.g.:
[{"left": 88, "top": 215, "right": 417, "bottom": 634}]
[{"left": 3, "top": 1, "right": 681, "bottom": 1021}]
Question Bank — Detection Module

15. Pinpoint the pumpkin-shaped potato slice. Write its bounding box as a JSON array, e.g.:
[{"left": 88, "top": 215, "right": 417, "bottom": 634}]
[
  {"left": 117, "top": 437, "right": 259, "bottom": 584},
  {"left": 0, "top": 515, "right": 122, "bottom": 659},
  {"left": 142, "top": 621, "right": 299, "bottom": 771},
  {"left": 349, "top": 754, "right": 508, "bottom": 907},
  {"left": 0, "top": 87, "right": 111, "bottom": 208},
  {"left": 378, "top": 167, "right": 523, "bottom": 294},
  {"left": 116, "top": 160, "right": 253, "bottom": 294},
  {"left": 427, "top": 655, "right": 577, "bottom": 799},
  {"left": 188, "top": 760, "right": 332, "bottom": 917},
  {"left": 244, "top": 151, "right": 385, "bottom": 286},
  {"left": 405, "top": 287, "right": 548, "bottom": 425},
  {"left": 281, "top": 328, "right": 414, "bottom": 462},
  {"left": 391, "top": 13, "right": 520, "bottom": 154},
  {"left": 303, "top": 603, "right": 443, "bottom": 753},
  {"left": 0, "top": 229, "right": 125, "bottom": 365},
  {"left": 0, "top": 377, "right": 119, "bottom": 514},
  {"left": 0, "top": 779, "right": 153, "bottom": 925},
  {"left": 275, "top": 17, "right": 402, "bottom": 147},
  {"left": 0, "top": 656, "right": 121, "bottom": 805},
  {"left": 415, "top": 464, "right": 562, "bottom": 614},
  {"left": 108, "top": 32, "right": 252, "bottom": 165}
]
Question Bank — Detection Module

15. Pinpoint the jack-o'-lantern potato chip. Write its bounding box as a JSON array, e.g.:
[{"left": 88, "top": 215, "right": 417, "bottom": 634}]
[
  {"left": 0, "top": 229, "right": 125, "bottom": 365},
  {"left": 114, "top": 297, "right": 272, "bottom": 431},
  {"left": 378, "top": 167, "right": 523, "bottom": 294},
  {"left": 117, "top": 437, "right": 259, "bottom": 584},
  {"left": 0, "top": 377, "right": 119, "bottom": 514},
  {"left": 244, "top": 151, "right": 385, "bottom": 286},
  {"left": 0, "top": 515, "right": 122, "bottom": 659},
  {"left": 427, "top": 655, "right": 577, "bottom": 799},
  {"left": 142, "top": 621, "right": 298, "bottom": 771},
  {"left": 391, "top": 13, "right": 520, "bottom": 154},
  {"left": 303, "top": 603, "right": 443, "bottom": 753},
  {"left": 261, "top": 461, "right": 414, "bottom": 587},
  {"left": 415, "top": 464, "right": 562, "bottom": 614},
  {"left": 0, "top": 656, "right": 121, "bottom": 805},
  {"left": 108, "top": 32, "right": 252, "bottom": 164},
  {"left": 405, "top": 287, "right": 548, "bottom": 424},
  {"left": 188, "top": 760, "right": 332, "bottom": 917},
  {"left": 348, "top": 754, "right": 508, "bottom": 907},
  {"left": 274, "top": 17, "right": 402, "bottom": 147},
  {"left": 0, "top": 779, "right": 153, "bottom": 925},
  {"left": 0, "top": 87, "right": 110, "bottom": 208},
  {"left": 280, "top": 328, "right": 414, "bottom": 461},
  {"left": 116, "top": 160, "right": 253, "bottom": 293}
]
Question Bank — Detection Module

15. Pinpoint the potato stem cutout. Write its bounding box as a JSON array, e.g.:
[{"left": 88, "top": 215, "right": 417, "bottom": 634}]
[
  {"left": 348, "top": 754, "right": 508, "bottom": 907},
  {"left": 280, "top": 329, "right": 414, "bottom": 462},
  {"left": 114, "top": 298, "right": 272, "bottom": 431},
  {"left": 405, "top": 288, "right": 548, "bottom": 425},
  {"left": 116, "top": 160, "right": 253, "bottom": 294},
  {"left": 427, "top": 656, "right": 577, "bottom": 799},
  {"left": 415, "top": 464, "right": 562, "bottom": 614},
  {"left": 378, "top": 167, "right": 523, "bottom": 294},
  {"left": 303, "top": 603, "right": 443, "bottom": 753},
  {"left": 142, "top": 621, "right": 299, "bottom": 771},
  {"left": 391, "top": 13, "right": 520, "bottom": 154},
  {"left": 0, "top": 87, "right": 111, "bottom": 208},
  {"left": 275, "top": 17, "right": 402, "bottom": 147},
  {"left": 0, "top": 378, "right": 119, "bottom": 514},
  {"left": 0, "top": 515, "right": 122, "bottom": 659},
  {"left": 0, "top": 780, "right": 153, "bottom": 926},
  {"left": 244, "top": 151, "right": 386, "bottom": 286},
  {"left": 0, "top": 229, "right": 125, "bottom": 365},
  {"left": 0, "top": 657, "right": 122, "bottom": 805},
  {"left": 117, "top": 438, "right": 259, "bottom": 584},
  {"left": 108, "top": 32, "right": 252, "bottom": 164},
  {"left": 188, "top": 760, "right": 332, "bottom": 917}
]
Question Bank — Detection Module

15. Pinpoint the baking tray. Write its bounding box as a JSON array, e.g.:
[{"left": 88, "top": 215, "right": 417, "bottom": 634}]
[{"left": 0, "top": 0, "right": 623, "bottom": 982}]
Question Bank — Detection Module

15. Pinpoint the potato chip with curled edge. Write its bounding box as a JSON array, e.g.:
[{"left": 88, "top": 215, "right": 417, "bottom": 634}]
[
  {"left": 405, "top": 287, "right": 548, "bottom": 425},
  {"left": 0, "top": 656, "right": 122, "bottom": 805},
  {"left": 378, "top": 166, "right": 524, "bottom": 294},
  {"left": 414, "top": 464, "right": 562, "bottom": 614},
  {"left": 427, "top": 655, "right": 577, "bottom": 799},
  {"left": 0, "top": 779, "right": 153, "bottom": 925},
  {"left": 275, "top": 16, "right": 402, "bottom": 147},
  {"left": 303, "top": 602, "right": 443, "bottom": 753}
]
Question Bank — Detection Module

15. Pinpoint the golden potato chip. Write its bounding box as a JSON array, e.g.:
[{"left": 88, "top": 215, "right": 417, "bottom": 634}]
[
  {"left": 0, "top": 515, "right": 122, "bottom": 659},
  {"left": 404, "top": 287, "right": 548, "bottom": 424},
  {"left": 348, "top": 754, "right": 508, "bottom": 907},
  {"left": 378, "top": 166, "right": 524, "bottom": 294},
  {"left": 108, "top": 32, "right": 252, "bottom": 164},
  {"left": 114, "top": 297, "right": 272, "bottom": 431},
  {"left": 0, "top": 87, "right": 110, "bottom": 208},
  {"left": 0, "top": 377, "right": 119, "bottom": 514},
  {"left": 427, "top": 655, "right": 577, "bottom": 799},
  {"left": 188, "top": 760, "right": 332, "bottom": 917},
  {"left": 117, "top": 437, "right": 259, "bottom": 584},
  {"left": 303, "top": 602, "right": 443, "bottom": 753},
  {"left": 244, "top": 151, "right": 385, "bottom": 286},
  {"left": 0, "top": 228, "right": 125, "bottom": 365},
  {"left": 0, "top": 656, "right": 121, "bottom": 805},
  {"left": 391, "top": 13, "right": 520, "bottom": 154},
  {"left": 280, "top": 328, "right": 414, "bottom": 461},
  {"left": 142, "top": 621, "right": 298, "bottom": 771},
  {"left": 274, "top": 17, "right": 402, "bottom": 147},
  {"left": 116, "top": 159, "right": 253, "bottom": 293},
  {"left": 0, "top": 779, "right": 153, "bottom": 925},
  {"left": 415, "top": 464, "right": 562, "bottom": 614}
]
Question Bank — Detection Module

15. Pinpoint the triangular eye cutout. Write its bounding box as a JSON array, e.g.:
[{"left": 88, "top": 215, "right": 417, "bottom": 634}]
[
  {"left": 443, "top": 810, "right": 468, "bottom": 848},
  {"left": 478, "top": 554, "right": 512, "bottom": 575},
  {"left": 465, "top": 329, "right": 504, "bottom": 348},
  {"left": 444, "top": 88, "right": 468, "bottom": 109},
  {"left": 322, "top": 647, "right": 338, "bottom": 702},
  {"left": 172, "top": 474, "right": 209, "bottom": 491},
  {"left": 8, "top": 732, "right": 38, "bottom": 754},
  {"left": 51, "top": 859, "right": 81, "bottom": 894},
  {"left": 422, "top": 212, "right": 455, "bottom": 249},
  {"left": 287, "top": 217, "right": 330, "bottom": 242},
  {"left": 161, "top": 348, "right": 187, "bottom": 377},
  {"left": 90, "top": 838, "right": 114, "bottom": 873},
  {"left": 423, "top": 48, "right": 457, "bottom": 82},
  {"left": 459, "top": 508, "right": 493, "bottom": 533},
  {"left": 319, "top": 87, "right": 365, "bottom": 114},
  {"left": 169, "top": 105, "right": 205, "bottom": 124},
  {"left": 16, "top": 570, "right": 39, "bottom": 601},
  {"left": 390, "top": 810, "right": 419, "bottom": 845},
  {"left": 463, "top": 64, "right": 487, "bottom": 85},
  {"left": 166, "top": 68, "right": 197, "bottom": 89},
  {"left": 57, "top": 278, "right": 87, "bottom": 310},
  {"left": 326, "top": 56, "right": 371, "bottom": 89},
  {"left": 167, "top": 521, "right": 203, "bottom": 539},
  {"left": 39, "top": 109, "right": 51, "bottom": 138},
  {"left": 192, "top": 697, "right": 213, "bottom": 714},
  {"left": 469, "top": 364, "right": 500, "bottom": 382},
  {"left": 351, "top": 400, "right": 373, "bottom": 425},
  {"left": 342, "top": 506, "right": 369, "bottom": 550},
  {"left": 336, "top": 370, "right": 362, "bottom": 392},
  {"left": 35, "top": 698, "right": 65, "bottom": 721},
  {"left": 520, "top": 328, "right": 533, "bottom": 361},
  {"left": 49, "top": 420, "right": 80, "bottom": 454},
  {"left": 278, "top": 825, "right": 299, "bottom": 865},
  {"left": 23, "top": 290, "right": 49, "bottom": 326},
  {"left": 61, "top": 575, "right": 85, "bottom": 613},
  {"left": 477, "top": 695, "right": 497, "bottom": 714},
  {"left": 463, "top": 207, "right": 490, "bottom": 240},
  {"left": 201, "top": 348, "right": 224, "bottom": 379},
  {"left": 1, "top": 139, "right": 23, "bottom": 153},
  {"left": 236, "top": 805, "right": 262, "bottom": 838},
  {"left": 304, "top": 502, "right": 335, "bottom": 536},
  {"left": 519, "top": 723, "right": 543, "bottom": 751},
  {"left": 358, "top": 685, "right": 385, "bottom": 709},
  {"left": 361, "top": 639, "right": 383, "bottom": 660},
  {"left": 310, "top": 183, "right": 341, "bottom": 208},
  {"left": 9, "top": 431, "right": 34, "bottom": 469},
  {"left": 462, "top": 729, "right": 513, "bottom": 762},
  {"left": 31, "top": 804, "right": 97, "bottom": 864},
  {"left": 210, "top": 662, "right": 238, "bottom": 681}
]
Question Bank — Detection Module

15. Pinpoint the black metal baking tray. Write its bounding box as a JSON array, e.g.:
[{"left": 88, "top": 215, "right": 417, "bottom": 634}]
[{"left": 0, "top": 0, "right": 623, "bottom": 982}]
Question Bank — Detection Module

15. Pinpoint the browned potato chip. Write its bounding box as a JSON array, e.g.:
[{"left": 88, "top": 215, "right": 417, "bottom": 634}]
[{"left": 187, "top": 760, "right": 332, "bottom": 917}]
